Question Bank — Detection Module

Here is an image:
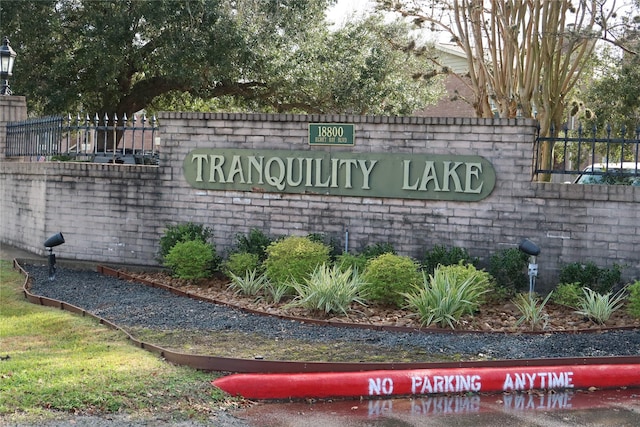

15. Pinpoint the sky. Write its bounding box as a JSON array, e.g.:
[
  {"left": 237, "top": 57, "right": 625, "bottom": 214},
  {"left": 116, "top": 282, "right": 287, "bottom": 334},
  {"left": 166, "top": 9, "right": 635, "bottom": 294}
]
[
  {"left": 326, "top": 0, "right": 375, "bottom": 27},
  {"left": 325, "top": 0, "right": 636, "bottom": 45},
  {"left": 326, "top": 0, "right": 635, "bottom": 26}
]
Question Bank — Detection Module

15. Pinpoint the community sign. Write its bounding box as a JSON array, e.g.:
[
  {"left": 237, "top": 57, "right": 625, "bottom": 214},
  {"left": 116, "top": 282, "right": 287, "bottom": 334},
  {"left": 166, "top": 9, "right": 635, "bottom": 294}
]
[{"left": 183, "top": 148, "right": 496, "bottom": 201}]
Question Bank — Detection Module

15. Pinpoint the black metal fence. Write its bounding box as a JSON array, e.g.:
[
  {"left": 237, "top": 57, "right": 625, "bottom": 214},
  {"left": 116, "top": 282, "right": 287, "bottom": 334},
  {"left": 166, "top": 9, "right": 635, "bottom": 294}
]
[
  {"left": 5, "top": 113, "right": 159, "bottom": 164},
  {"left": 535, "top": 123, "right": 640, "bottom": 185}
]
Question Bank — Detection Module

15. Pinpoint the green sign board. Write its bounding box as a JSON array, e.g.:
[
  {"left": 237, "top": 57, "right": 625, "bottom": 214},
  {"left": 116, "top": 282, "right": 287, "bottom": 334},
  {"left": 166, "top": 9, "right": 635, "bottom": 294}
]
[
  {"left": 183, "top": 148, "right": 496, "bottom": 201},
  {"left": 309, "top": 123, "right": 354, "bottom": 145}
]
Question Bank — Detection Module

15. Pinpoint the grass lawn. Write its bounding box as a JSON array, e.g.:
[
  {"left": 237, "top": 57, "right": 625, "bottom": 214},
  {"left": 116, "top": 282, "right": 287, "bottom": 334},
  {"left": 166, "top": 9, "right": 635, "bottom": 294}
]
[{"left": 0, "top": 260, "right": 238, "bottom": 425}]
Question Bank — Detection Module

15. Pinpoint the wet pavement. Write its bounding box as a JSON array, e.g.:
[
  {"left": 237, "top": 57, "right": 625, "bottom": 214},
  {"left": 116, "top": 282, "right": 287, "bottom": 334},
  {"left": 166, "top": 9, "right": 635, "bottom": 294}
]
[
  {"left": 0, "top": 243, "right": 39, "bottom": 262},
  {"left": 235, "top": 388, "right": 640, "bottom": 426}
]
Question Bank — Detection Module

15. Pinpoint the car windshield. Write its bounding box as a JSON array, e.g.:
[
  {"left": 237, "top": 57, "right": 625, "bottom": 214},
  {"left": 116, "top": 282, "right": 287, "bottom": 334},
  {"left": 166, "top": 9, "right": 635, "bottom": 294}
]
[{"left": 575, "top": 163, "right": 640, "bottom": 186}]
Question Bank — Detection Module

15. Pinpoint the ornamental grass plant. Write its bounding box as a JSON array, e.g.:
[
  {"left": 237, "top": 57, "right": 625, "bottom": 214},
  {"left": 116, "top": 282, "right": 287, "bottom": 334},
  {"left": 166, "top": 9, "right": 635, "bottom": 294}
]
[
  {"left": 403, "top": 265, "right": 491, "bottom": 329},
  {"left": 575, "top": 287, "right": 626, "bottom": 324},
  {"left": 227, "top": 268, "right": 269, "bottom": 297},
  {"left": 513, "top": 292, "right": 552, "bottom": 330},
  {"left": 286, "top": 264, "right": 368, "bottom": 315},
  {"left": 264, "top": 280, "right": 294, "bottom": 304}
]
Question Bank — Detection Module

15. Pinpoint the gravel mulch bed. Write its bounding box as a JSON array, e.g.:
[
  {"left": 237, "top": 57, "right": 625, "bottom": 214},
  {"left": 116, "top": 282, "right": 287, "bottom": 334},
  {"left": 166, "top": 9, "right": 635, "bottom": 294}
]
[{"left": 25, "top": 264, "right": 640, "bottom": 361}]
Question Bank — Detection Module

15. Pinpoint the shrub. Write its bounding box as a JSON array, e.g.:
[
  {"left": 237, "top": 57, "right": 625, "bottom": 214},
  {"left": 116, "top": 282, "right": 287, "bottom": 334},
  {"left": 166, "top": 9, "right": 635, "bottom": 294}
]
[
  {"left": 559, "top": 261, "right": 622, "bottom": 294},
  {"left": 627, "top": 281, "right": 640, "bottom": 318},
  {"left": 335, "top": 252, "right": 368, "bottom": 273},
  {"left": 307, "top": 233, "right": 342, "bottom": 260},
  {"left": 575, "top": 287, "right": 626, "bottom": 324},
  {"left": 551, "top": 282, "right": 582, "bottom": 308},
  {"left": 403, "top": 265, "right": 492, "bottom": 329},
  {"left": 487, "top": 248, "right": 529, "bottom": 292},
  {"left": 158, "top": 222, "right": 213, "bottom": 262},
  {"left": 484, "top": 284, "right": 511, "bottom": 304},
  {"left": 264, "top": 235, "right": 331, "bottom": 287},
  {"left": 422, "top": 245, "right": 476, "bottom": 275},
  {"left": 163, "top": 240, "right": 215, "bottom": 280},
  {"left": 222, "top": 252, "right": 261, "bottom": 277},
  {"left": 360, "top": 243, "right": 396, "bottom": 259},
  {"left": 227, "top": 269, "right": 269, "bottom": 298},
  {"left": 513, "top": 292, "right": 552, "bottom": 331},
  {"left": 362, "top": 253, "right": 421, "bottom": 307},
  {"left": 233, "top": 228, "right": 274, "bottom": 261},
  {"left": 287, "top": 264, "right": 368, "bottom": 315},
  {"left": 437, "top": 263, "right": 493, "bottom": 308}
]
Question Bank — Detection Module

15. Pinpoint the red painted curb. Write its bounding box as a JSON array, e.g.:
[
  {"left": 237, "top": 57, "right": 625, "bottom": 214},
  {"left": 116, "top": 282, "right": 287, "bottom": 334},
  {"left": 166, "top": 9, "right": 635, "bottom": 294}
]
[{"left": 212, "top": 363, "right": 640, "bottom": 400}]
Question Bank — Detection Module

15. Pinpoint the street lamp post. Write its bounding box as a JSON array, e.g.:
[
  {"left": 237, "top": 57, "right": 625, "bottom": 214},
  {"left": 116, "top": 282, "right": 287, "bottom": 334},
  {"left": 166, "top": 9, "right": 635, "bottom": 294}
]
[{"left": 0, "top": 37, "right": 17, "bottom": 95}]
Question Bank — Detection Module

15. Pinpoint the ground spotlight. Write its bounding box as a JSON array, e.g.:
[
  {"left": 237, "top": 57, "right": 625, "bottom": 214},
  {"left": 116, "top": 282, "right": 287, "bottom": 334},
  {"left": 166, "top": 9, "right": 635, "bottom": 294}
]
[
  {"left": 518, "top": 239, "right": 540, "bottom": 294},
  {"left": 44, "top": 232, "right": 65, "bottom": 280}
]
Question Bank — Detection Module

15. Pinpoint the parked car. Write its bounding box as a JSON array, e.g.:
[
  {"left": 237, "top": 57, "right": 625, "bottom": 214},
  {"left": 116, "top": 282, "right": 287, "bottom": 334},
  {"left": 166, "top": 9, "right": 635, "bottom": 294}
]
[{"left": 574, "top": 162, "right": 640, "bottom": 185}]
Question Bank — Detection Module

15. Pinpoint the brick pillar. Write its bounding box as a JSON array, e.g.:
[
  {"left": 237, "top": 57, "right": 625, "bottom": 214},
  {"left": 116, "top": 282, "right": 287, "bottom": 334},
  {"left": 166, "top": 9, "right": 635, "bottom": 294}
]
[{"left": 0, "top": 95, "right": 27, "bottom": 158}]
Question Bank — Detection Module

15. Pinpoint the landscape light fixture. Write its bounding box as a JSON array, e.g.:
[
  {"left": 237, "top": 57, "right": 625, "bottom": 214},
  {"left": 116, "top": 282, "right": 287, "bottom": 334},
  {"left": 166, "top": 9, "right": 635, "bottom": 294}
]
[
  {"left": 518, "top": 239, "right": 540, "bottom": 294},
  {"left": 44, "top": 232, "right": 65, "bottom": 281},
  {"left": 0, "top": 36, "right": 17, "bottom": 95}
]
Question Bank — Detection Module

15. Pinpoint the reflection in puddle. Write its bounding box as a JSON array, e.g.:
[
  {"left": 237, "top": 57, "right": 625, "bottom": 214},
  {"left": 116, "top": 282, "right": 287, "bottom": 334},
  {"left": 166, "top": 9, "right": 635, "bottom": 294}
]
[{"left": 240, "top": 388, "right": 640, "bottom": 425}]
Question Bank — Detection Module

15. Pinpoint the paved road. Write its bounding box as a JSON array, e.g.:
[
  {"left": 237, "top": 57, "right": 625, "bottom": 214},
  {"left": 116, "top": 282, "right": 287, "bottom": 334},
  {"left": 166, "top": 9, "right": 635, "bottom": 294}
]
[
  {"left": 237, "top": 388, "right": 640, "bottom": 426},
  {"left": 6, "top": 389, "right": 640, "bottom": 427}
]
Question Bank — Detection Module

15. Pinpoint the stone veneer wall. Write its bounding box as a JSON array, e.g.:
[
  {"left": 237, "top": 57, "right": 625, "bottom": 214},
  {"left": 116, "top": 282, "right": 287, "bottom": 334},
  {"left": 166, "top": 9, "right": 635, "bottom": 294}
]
[{"left": 1, "top": 110, "right": 639, "bottom": 289}]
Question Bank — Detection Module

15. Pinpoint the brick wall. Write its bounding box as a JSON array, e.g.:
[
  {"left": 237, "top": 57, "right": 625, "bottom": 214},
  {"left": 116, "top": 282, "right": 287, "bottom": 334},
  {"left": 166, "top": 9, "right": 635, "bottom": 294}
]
[
  {"left": 0, "top": 96, "right": 27, "bottom": 157},
  {"left": 1, "top": 111, "right": 639, "bottom": 289},
  {"left": 0, "top": 162, "right": 162, "bottom": 262}
]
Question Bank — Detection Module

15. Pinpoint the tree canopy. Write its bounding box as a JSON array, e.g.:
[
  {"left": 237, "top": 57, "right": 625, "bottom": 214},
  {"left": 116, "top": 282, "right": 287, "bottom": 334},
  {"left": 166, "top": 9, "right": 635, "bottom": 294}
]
[
  {"left": 583, "top": 2, "right": 640, "bottom": 133},
  {"left": 375, "top": 0, "right": 637, "bottom": 179},
  {"left": 0, "top": 0, "right": 443, "bottom": 117}
]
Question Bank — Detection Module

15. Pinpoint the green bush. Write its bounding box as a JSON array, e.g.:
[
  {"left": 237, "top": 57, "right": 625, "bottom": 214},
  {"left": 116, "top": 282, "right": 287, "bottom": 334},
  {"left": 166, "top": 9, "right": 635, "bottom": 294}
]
[
  {"left": 483, "top": 284, "right": 511, "bottom": 304},
  {"left": 559, "top": 262, "right": 622, "bottom": 294},
  {"left": 158, "top": 222, "right": 213, "bottom": 262},
  {"left": 264, "top": 235, "right": 331, "bottom": 286},
  {"left": 164, "top": 240, "right": 215, "bottom": 280},
  {"left": 222, "top": 252, "right": 261, "bottom": 278},
  {"left": 487, "top": 248, "right": 529, "bottom": 292},
  {"left": 437, "top": 263, "right": 492, "bottom": 308},
  {"left": 335, "top": 252, "right": 368, "bottom": 273},
  {"left": 422, "top": 245, "right": 476, "bottom": 275},
  {"left": 233, "top": 228, "right": 274, "bottom": 261},
  {"left": 551, "top": 282, "right": 582, "bottom": 308},
  {"left": 403, "top": 265, "right": 491, "bottom": 329},
  {"left": 51, "top": 154, "right": 74, "bottom": 161},
  {"left": 287, "top": 264, "right": 368, "bottom": 315},
  {"left": 360, "top": 243, "right": 396, "bottom": 259},
  {"left": 307, "top": 233, "right": 342, "bottom": 260},
  {"left": 362, "top": 253, "right": 421, "bottom": 307},
  {"left": 575, "top": 287, "right": 626, "bottom": 324},
  {"left": 627, "top": 281, "right": 640, "bottom": 318}
]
